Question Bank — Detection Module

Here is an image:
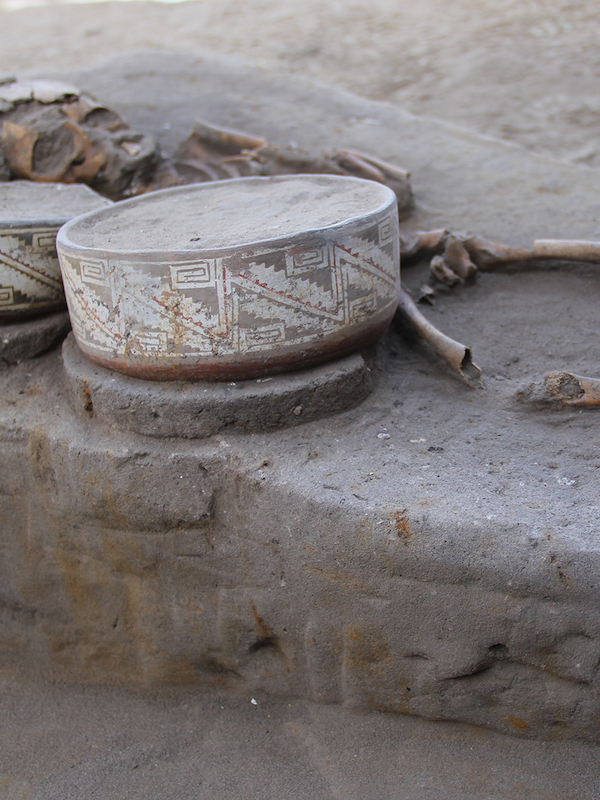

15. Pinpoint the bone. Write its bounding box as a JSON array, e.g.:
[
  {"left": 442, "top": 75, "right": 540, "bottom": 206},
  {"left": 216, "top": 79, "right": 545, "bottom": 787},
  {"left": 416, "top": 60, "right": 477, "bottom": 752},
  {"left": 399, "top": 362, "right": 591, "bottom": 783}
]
[
  {"left": 545, "top": 372, "right": 600, "bottom": 406},
  {"left": 61, "top": 94, "right": 126, "bottom": 132},
  {"left": 1, "top": 82, "right": 414, "bottom": 209},
  {"left": 401, "top": 231, "right": 600, "bottom": 289},
  {"left": 330, "top": 149, "right": 385, "bottom": 182},
  {"left": 416, "top": 284, "right": 436, "bottom": 304},
  {"left": 396, "top": 286, "right": 482, "bottom": 387},
  {"left": 430, "top": 254, "right": 462, "bottom": 286},
  {"left": 329, "top": 148, "right": 413, "bottom": 213},
  {"left": 443, "top": 234, "right": 478, "bottom": 280},
  {"left": 399, "top": 229, "right": 448, "bottom": 261},
  {"left": 174, "top": 118, "right": 413, "bottom": 214},
  {"left": 1, "top": 117, "right": 104, "bottom": 184},
  {"left": 335, "top": 149, "right": 410, "bottom": 184},
  {"left": 533, "top": 240, "right": 600, "bottom": 263},
  {"left": 175, "top": 119, "right": 268, "bottom": 162},
  {"left": 460, "top": 235, "right": 536, "bottom": 269},
  {"left": 462, "top": 236, "right": 600, "bottom": 270}
]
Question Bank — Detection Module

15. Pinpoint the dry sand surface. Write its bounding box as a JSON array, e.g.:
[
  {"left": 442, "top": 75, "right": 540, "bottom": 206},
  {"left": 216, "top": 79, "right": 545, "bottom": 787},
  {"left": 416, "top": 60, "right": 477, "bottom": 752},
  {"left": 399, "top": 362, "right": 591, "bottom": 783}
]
[{"left": 1, "top": 0, "right": 600, "bottom": 165}]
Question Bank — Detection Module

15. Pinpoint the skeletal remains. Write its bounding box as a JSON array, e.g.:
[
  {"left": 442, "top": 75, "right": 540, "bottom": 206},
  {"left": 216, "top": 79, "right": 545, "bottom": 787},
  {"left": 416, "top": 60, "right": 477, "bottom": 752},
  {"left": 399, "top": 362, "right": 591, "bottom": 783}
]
[{"left": 1, "top": 77, "right": 598, "bottom": 406}]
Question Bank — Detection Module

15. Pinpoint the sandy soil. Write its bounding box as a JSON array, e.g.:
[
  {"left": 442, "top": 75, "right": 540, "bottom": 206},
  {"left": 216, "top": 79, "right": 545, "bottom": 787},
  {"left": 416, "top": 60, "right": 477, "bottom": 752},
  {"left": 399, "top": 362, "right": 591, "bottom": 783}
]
[{"left": 1, "top": 0, "right": 599, "bottom": 165}]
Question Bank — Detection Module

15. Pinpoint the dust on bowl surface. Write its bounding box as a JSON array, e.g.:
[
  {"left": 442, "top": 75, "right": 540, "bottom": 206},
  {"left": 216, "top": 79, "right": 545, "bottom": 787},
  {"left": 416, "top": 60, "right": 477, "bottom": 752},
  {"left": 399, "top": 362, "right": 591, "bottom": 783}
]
[{"left": 57, "top": 175, "right": 401, "bottom": 381}]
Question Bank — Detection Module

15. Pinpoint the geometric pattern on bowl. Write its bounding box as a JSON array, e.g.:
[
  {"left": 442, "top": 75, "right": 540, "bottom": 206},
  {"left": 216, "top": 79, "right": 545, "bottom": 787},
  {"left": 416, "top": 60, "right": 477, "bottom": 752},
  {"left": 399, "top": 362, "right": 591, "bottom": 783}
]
[
  {"left": 0, "top": 226, "right": 65, "bottom": 320},
  {"left": 57, "top": 175, "right": 400, "bottom": 381},
  {"left": 0, "top": 182, "right": 112, "bottom": 321}
]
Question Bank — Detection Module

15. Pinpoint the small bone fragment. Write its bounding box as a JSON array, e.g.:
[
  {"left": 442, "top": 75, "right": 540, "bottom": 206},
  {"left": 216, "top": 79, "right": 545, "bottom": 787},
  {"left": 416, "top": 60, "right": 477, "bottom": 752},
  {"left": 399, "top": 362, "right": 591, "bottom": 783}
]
[
  {"left": 332, "top": 149, "right": 385, "bottom": 182},
  {"left": 61, "top": 94, "right": 126, "bottom": 132},
  {"left": 443, "top": 234, "right": 477, "bottom": 280},
  {"left": 416, "top": 284, "right": 436, "bottom": 304},
  {"left": 430, "top": 255, "right": 462, "bottom": 286},
  {"left": 330, "top": 149, "right": 413, "bottom": 212},
  {"left": 399, "top": 229, "right": 448, "bottom": 261},
  {"left": 545, "top": 372, "right": 600, "bottom": 406},
  {"left": 397, "top": 286, "right": 482, "bottom": 387},
  {"left": 335, "top": 149, "right": 410, "bottom": 185},
  {"left": 177, "top": 119, "right": 268, "bottom": 161}
]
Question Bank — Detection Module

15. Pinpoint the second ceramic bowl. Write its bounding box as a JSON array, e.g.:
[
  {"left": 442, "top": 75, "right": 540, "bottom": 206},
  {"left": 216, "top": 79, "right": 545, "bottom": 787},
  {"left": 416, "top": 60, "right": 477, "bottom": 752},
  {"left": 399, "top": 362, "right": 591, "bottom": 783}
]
[{"left": 0, "top": 181, "right": 111, "bottom": 321}]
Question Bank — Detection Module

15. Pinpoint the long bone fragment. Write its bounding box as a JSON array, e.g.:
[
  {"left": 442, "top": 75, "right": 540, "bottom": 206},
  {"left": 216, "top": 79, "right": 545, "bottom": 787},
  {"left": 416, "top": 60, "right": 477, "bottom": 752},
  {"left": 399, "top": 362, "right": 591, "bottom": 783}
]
[
  {"left": 465, "top": 236, "right": 600, "bottom": 270},
  {"left": 396, "top": 286, "right": 482, "bottom": 388},
  {"left": 532, "top": 240, "right": 600, "bottom": 263}
]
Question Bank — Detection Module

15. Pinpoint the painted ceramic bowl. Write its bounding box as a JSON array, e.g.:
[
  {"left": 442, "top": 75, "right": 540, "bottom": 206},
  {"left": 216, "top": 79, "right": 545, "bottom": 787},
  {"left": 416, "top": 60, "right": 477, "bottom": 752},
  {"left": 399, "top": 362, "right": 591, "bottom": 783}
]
[
  {"left": 0, "top": 181, "right": 111, "bottom": 321},
  {"left": 57, "top": 175, "right": 400, "bottom": 381}
]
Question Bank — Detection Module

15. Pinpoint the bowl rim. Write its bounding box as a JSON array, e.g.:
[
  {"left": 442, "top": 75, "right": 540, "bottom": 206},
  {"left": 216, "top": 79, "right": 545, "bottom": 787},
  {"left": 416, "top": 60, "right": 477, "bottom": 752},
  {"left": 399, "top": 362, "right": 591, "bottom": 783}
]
[
  {"left": 0, "top": 217, "right": 73, "bottom": 231},
  {"left": 0, "top": 181, "right": 112, "bottom": 231},
  {"left": 56, "top": 174, "right": 397, "bottom": 259}
]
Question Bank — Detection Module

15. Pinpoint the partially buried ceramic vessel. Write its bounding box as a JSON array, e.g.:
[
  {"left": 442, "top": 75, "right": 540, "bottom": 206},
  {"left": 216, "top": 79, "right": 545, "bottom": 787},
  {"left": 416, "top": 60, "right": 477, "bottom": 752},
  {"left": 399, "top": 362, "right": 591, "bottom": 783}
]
[
  {"left": 0, "top": 181, "right": 111, "bottom": 321},
  {"left": 57, "top": 175, "right": 400, "bottom": 381}
]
